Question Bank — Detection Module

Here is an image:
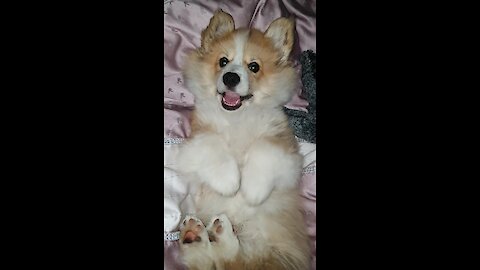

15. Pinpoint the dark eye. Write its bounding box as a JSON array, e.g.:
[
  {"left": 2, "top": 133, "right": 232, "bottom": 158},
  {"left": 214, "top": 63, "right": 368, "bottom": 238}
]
[
  {"left": 219, "top": 57, "right": 229, "bottom": 67},
  {"left": 248, "top": 62, "right": 260, "bottom": 73}
]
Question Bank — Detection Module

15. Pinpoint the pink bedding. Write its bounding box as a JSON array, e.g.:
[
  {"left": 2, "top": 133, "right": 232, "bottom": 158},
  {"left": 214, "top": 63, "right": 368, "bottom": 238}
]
[{"left": 164, "top": 1, "right": 316, "bottom": 269}]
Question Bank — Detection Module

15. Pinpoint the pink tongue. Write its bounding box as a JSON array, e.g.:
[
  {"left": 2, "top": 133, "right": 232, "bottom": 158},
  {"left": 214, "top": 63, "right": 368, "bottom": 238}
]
[{"left": 222, "top": 91, "right": 241, "bottom": 106}]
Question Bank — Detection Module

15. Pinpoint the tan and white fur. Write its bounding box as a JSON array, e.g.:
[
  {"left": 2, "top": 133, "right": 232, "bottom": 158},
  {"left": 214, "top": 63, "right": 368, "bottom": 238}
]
[{"left": 176, "top": 10, "right": 310, "bottom": 270}]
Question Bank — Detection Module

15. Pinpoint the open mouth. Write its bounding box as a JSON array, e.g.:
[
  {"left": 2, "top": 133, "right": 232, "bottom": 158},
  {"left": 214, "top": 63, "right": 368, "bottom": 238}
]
[{"left": 219, "top": 90, "right": 253, "bottom": 111}]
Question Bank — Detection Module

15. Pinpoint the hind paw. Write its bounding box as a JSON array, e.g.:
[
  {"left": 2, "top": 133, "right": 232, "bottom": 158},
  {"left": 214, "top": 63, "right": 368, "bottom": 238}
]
[
  {"left": 179, "top": 215, "right": 208, "bottom": 245},
  {"left": 206, "top": 214, "right": 239, "bottom": 260},
  {"left": 199, "top": 157, "right": 240, "bottom": 196},
  {"left": 206, "top": 214, "right": 236, "bottom": 243}
]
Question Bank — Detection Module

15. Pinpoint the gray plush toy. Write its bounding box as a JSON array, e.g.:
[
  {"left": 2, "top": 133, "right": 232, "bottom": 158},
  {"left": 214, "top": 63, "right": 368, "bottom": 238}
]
[{"left": 284, "top": 50, "right": 316, "bottom": 143}]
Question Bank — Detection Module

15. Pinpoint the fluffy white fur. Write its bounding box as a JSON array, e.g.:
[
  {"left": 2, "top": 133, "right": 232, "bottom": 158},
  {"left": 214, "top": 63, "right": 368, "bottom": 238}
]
[{"left": 176, "top": 10, "right": 310, "bottom": 270}]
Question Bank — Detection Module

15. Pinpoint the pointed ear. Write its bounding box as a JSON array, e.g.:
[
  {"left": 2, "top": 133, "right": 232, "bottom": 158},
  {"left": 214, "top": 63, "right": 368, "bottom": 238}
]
[
  {"left": 200, "top": 10, "right": 235, "bottom": 52},
  {"left": 265, "top": 17, "right": 295, "bottom": 63}
]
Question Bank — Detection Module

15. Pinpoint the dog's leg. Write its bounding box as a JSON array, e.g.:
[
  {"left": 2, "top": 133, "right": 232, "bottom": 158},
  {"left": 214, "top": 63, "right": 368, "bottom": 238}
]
[
  {"left": 177, "top": 133, "right": 240, "bottom": 196},
  {"left": 241, "top": 140, "right": 302, "bottom": 205},
  {"left": 179, "top": 215, "right": 214, "bottom": 270},
  {"left": 206, "top": 214, "right": 240, "bottom": 270}
]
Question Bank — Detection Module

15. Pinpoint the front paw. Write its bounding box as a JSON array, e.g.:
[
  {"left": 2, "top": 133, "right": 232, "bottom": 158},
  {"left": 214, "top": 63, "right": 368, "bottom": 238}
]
[
  {"left": 198, "top": 157, "right": 240, "bottom": 196},
  {"left": 241, "top": 183, "right": 272, "bottom": 206},
  {"left": 240, "top": 168, "right": 273, "bottom": 206}
]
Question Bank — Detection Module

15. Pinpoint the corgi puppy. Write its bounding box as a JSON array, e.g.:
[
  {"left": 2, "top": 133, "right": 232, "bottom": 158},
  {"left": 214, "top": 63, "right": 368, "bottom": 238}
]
[{"left": 176, "top": 10, "right": 310, "bottom": 270}]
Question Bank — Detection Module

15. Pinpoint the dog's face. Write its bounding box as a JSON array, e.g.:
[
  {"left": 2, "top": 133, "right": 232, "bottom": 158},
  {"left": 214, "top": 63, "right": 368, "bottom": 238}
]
[{"left": 184, "top": 10, "right": 298, "bottom": 112}]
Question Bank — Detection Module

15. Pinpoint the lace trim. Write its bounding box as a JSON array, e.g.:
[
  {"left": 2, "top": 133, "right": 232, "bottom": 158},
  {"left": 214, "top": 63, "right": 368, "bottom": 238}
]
[
  {"left": 164, "top": 137, "right": 185, "bottom": 144},
  {"left": 302, "top": 166, "right": 316, "bottom": 174},
  {"left": 164, "top": 231, "right": 180, "bottom": 241},
  {"left": 164, "top": 224, "right": 244, "bottom": 242}
]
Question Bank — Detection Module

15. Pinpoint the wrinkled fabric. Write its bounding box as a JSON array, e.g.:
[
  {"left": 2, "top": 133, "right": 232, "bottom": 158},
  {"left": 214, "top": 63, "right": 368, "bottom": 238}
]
[
  {"left": 164, "top": 1, "right": 316, "bottom": 269},
  {"left": 164, "top": 108, "right": 191, "bottom": 139}
]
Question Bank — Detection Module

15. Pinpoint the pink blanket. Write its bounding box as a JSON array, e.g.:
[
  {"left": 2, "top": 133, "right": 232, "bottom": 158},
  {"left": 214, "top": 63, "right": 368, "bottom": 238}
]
[{"left": 164, "top": 1, "right": 316, "bottom": 269}]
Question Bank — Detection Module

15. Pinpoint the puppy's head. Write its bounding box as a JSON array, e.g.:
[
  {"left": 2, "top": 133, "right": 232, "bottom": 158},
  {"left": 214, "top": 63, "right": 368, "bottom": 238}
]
[{"left": 184, "top": 10, "right": 297, "bottom": 111}]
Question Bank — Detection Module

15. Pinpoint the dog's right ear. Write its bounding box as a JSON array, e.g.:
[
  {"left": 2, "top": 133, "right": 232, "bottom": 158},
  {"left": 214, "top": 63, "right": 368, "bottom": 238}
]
[{"left": 200, "top": 10, "right": 235, "bottom": 52}]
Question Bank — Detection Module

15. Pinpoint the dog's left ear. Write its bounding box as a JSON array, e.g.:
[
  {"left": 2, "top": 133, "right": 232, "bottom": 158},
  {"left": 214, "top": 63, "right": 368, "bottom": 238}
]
[{"left": 265, "top": 17, "right": 295, "bottom": 63}]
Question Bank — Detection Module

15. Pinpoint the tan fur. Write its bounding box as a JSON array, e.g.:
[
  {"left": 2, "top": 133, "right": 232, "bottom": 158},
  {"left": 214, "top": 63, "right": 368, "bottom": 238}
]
[
  {"left": 264, "top": 119, "right": 299, "bottom": 154},
  {"left": 190, "top": 110, "right": 214, "bottom": 134},
  {"left": 177, "top": 10, "right": 310, "bottom": 270}
]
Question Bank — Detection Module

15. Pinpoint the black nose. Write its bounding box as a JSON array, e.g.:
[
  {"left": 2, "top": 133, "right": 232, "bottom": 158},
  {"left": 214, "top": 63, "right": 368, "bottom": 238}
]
[{"left": 223, "top": 72, "right": 240, "bottom": 88}]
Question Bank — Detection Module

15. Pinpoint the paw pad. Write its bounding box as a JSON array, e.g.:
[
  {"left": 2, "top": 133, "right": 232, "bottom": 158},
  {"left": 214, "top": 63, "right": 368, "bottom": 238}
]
[
  {"left": 180, "top": 216, "right": 205, "bottom": 244},
  {"left": 213, "top": 219, "right": 223, "bottom": 234}
]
